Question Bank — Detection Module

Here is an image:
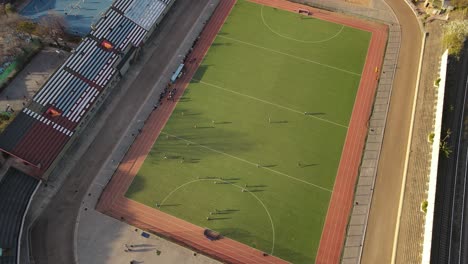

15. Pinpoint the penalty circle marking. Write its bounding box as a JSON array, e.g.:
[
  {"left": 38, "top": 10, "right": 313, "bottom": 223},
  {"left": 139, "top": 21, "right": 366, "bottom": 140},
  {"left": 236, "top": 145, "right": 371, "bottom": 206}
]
[
  {"left": 260, "top": 5, "right": 345, "bottom": 44},
  {"left": 159, "top": 178, "right": 276, "bottom": 255}
]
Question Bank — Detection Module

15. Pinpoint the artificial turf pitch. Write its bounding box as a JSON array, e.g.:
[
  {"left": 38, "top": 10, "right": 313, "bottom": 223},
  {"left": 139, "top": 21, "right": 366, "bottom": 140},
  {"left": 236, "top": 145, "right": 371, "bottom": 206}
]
[{"left": 126, "top": 1, "right": 371, "bottom": 262}]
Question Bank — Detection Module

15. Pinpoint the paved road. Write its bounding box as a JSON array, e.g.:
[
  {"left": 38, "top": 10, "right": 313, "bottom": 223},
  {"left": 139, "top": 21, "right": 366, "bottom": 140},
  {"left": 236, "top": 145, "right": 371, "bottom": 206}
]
[
  {"left": 457, "top": 56, "right": 468, "bottom": 264},
  {"left": 361, "top": 1, "right": 423, "bottom": 263},
  {"left": 29, "top": 1, "right": 212, "bottom": 263},
  {"left": 431, "top": 47, "right": 468, "bottom": 264}
]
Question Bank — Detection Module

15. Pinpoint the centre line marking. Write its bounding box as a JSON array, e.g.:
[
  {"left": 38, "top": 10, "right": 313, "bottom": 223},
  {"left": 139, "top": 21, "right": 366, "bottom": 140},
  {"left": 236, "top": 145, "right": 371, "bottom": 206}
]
[{"left": 192, "top": 79, "right": 349, "bottom": 129}]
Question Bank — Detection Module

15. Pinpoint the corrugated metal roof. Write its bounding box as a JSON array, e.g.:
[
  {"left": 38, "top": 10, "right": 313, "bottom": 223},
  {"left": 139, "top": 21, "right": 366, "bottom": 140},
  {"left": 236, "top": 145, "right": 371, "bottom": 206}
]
[
  {"left": 0, "top": 168, "right": 39, "bottom": 264},
  {"left": 121, "top": 0, "right": 171, "bottom": 31},
  {"left": 0, "top": 0, "right": 174, "bottom": 176}
]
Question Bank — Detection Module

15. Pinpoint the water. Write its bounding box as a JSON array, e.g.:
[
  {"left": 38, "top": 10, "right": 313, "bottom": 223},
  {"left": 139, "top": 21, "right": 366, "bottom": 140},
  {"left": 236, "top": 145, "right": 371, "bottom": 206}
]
[{"left": 20, "top": 0, "right": 114, "bottom": 36}]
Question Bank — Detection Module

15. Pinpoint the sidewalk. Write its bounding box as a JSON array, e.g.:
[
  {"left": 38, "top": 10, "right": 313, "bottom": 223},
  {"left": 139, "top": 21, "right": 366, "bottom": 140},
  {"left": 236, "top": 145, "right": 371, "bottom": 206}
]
[
  {"left": 78, "top": 185, "right": 220, "bottom": 264},
  {"left": 76, "top": 1, "right": 223, "bottom": 264},
  {"left": 0, "top": 47, "right": 68, "bottom": 114},
  {"left": 19, "top": 1, "right": 224, "bottom": 263},
  {"left": 395, "top": 20, "right": 445, "bottom": 264}
]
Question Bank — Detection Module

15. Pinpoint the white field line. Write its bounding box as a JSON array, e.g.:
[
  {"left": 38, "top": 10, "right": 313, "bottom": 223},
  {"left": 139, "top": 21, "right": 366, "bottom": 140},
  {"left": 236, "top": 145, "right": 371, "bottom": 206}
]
[
  {"left": 161, "top": 132, "right": 333, "bottom": 193},
  {"left": 159, "top": 178, "right": 276, "bottom": 254},
  {"left": 260, "top": 5, "right": 345, "bottom": 44},
  {"left": 217, "top": 35, "right": 361, "bottom": 76},
  {"left": 192, "top": 79, "right": 348, "bottom": 129}
]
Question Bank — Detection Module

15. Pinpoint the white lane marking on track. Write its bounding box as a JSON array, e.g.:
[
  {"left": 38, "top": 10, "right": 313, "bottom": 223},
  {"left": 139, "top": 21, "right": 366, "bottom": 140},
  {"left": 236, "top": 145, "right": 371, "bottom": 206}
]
[
  {"left": 159, "top": 178, "right": 276, "bottom": 254},
  {"left": 217, "top": 35, "right": 362, "bottom": 76},
  {"left": 161, "top": 132, "right": 333, "bottom": 193},
  {"left": 260, "top": 5, "right": 345, "bottom": 44},
  {"left": 192, "top": 79, "right": 349, "bottom": 129}
]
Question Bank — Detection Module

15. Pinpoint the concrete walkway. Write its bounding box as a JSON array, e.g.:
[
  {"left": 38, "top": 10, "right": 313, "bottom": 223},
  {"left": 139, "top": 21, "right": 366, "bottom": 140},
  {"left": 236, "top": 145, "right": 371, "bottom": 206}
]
[
  {"left": 76, "top": 1, "right": 223, "bottom": 263},
  {"left": 0, "top": 48, "right": 68, "bottom": 113},
  {"left": 395, "top": 20, "right": 445, "bottom": 264},
  {"left": 19, "top": 1, "right": 223, "bottom": 264},
  {"left": 76, "top": 1, "right": 225, "bottom": 263},
  {"left": 78, "top": 185, "right": 220, "bottom": 264},
  {"left": 289, "top": 0, "right": 401, "bottom": 263},
  {"left": 291, "top": 0, "right": 427, "bottom": 264}
]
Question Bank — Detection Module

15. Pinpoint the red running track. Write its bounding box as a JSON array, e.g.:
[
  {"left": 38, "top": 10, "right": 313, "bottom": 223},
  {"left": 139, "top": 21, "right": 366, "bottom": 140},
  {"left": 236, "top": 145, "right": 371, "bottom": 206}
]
[
  {"left": 247, "top": 0, "right": 388, "bottom": 263},
  {"left": 98, "top": 0, "right": 286, "bottom": 263},
  {"left": 97, "top": 0, "right": 388, "bottom": 263}
]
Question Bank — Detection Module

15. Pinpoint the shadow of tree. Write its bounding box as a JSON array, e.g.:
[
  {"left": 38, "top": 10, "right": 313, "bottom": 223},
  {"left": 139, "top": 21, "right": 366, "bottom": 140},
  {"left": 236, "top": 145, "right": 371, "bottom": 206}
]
[{"left": 192, "top": 64, "right": 212, "bottom": 81}]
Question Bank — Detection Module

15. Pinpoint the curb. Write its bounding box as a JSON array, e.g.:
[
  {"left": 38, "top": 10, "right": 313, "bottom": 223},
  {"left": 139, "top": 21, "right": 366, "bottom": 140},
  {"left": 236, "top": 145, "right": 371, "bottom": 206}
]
[
  {"left": 73, "top": 1, "right": 220, "bottom": 263},
  {"left": 390, "top": 3, "right": 426, "bottom": 262}
]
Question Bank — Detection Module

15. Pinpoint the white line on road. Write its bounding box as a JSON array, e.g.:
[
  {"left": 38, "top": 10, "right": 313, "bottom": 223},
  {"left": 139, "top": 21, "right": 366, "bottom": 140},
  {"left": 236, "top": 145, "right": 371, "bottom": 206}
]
[
  {"left": 447, "top": 74, "right": 468, "bottom": 263},
  {"left": 457, "top": 76, "right": 468, "bottom": 264}
]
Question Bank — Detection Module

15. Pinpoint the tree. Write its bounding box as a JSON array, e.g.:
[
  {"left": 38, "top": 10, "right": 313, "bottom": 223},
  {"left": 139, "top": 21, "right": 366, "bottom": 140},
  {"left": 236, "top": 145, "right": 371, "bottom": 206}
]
[
  {"left": 16, "top": 21, "right": 37, "bottom": 38},
  {"left": 440, "top": 128, "right": 452, "bottom": 158},
  {"left": 443, "top": 20, "right": 468, "bottom": 57},
  {"left": 0, "top": 14, "right": 24, "bottom": 57},
  {"left": 451, "top": 0, "right": 468, "bottom": 8},
  {"left": 37, "top": 11, "right": 67, "bottom": 47},
  {"left": 5, "top": 3, "right": 13, "bottom": 15}
]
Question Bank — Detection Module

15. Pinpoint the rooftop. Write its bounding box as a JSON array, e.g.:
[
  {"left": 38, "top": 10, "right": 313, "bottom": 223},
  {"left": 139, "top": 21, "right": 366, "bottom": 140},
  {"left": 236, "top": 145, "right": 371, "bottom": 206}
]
[{"left": 0, "top": 0, "right": 173, "bottom": 177}]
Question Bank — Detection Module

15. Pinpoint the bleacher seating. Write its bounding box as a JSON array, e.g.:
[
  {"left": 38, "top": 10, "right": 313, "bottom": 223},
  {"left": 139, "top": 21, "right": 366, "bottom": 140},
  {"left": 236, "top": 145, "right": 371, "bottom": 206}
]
[
  {"left": 0, "top": 0, "right": 176, "bottom": 177},
  {"left": 92, "top": 9, "right": 147, "bottom": 49},
  {"left": 0, "top": 168, "right": 39, "bottom": 264}
]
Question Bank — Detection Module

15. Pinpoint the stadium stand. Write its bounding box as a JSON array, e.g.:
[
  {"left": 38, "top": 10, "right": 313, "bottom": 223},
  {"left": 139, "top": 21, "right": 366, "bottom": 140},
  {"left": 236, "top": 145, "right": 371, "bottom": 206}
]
[
  {"left": 114, "top": 0, "right": 173, "bottom": 31},
  {"left": 0, "top": 0, "right": 176, "bottom": 179},
  {"left": 0, "top": 0, "right": 176, "bottom": 263},
  {"left": 0, "top": 168, "right": 39, "bottom": 264}
]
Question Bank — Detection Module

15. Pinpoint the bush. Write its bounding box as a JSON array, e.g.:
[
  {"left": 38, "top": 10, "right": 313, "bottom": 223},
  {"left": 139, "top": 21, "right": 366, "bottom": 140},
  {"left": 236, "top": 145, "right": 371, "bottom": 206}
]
[
  {"left": 5, "top": 3, "right": 14, "bottom": 14},
  {"left": 421, "top": 200, "right": 428, "bottom": 213},
  {"left": 16, "top": 21, "right": 37, "bottom": 37},
  {"left": 443, "top": 20, "right": 468, "bottom": 56},
  {"left": 451, "top": 0, "right": 468, "bottom": 8},
  {"left": 428, "top": 132, "right": 435, "bottom": 143},
  {"left": 0, "top": 111, "right": 15, "bottom": 133},
  {"left": 0, "top": 112, "right": 11, "bottom": 121}
]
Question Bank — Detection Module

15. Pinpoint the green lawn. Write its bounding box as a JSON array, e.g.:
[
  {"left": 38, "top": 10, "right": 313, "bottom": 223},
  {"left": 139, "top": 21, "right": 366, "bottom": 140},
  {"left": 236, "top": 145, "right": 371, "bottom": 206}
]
[
  {"left": 0, "top": 38, "right": 42, "bottom": 89},
  {"left": 126, "top": 1, "right": 371, "bottom": 263},
  {"left": 0, "top": 62, "right": 18, "bottom": 84}
]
